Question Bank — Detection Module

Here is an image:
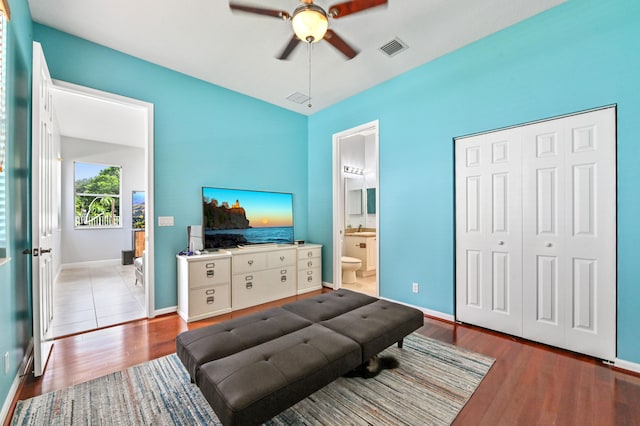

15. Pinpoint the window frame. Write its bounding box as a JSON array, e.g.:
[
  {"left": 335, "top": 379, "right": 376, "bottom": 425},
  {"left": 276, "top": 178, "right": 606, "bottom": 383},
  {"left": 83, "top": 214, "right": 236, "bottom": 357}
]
[{"left": 73, "top": 161, "right": 123, "bottom": 229}]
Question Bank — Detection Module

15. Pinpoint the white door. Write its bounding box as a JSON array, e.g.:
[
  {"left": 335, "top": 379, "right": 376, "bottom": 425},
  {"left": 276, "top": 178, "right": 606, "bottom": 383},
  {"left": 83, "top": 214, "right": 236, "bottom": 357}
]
[
  {"left": 455, "top": 107, "right": 616, "bottom": 361},
  {"left": 31, "top": 42, "right": 55, "bottom": 376},
  {"left": 455, "top": 128, "right": 523, "bottom": 336},
  {"left": 521, "top": 108, "right": 616, "bottom": 360}
]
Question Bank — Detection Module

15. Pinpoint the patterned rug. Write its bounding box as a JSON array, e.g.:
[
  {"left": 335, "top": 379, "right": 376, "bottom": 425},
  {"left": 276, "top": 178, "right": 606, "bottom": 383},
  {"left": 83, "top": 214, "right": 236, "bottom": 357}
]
[{"left": 11, "top": 333, "right": 494, "bottom": 425}]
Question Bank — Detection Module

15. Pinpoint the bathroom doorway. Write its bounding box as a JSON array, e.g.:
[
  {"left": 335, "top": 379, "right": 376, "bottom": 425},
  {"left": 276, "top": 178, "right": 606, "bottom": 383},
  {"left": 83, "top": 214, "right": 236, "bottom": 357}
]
[{"left": 332, "top": 121, "right": 379, "bottom": 297}]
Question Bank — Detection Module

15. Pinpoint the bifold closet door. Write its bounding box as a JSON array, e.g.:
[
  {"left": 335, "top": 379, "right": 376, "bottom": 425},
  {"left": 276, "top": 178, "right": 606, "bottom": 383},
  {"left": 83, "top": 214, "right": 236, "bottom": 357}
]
[
  {"left": 521, "top": 108, "right": 616, "bottom": 360},
  {"left": 455, "top": 128, "right": 523, "bottom": 336},
  {"left": 455, "top": 107, "right": 616, "bottom": 361}
]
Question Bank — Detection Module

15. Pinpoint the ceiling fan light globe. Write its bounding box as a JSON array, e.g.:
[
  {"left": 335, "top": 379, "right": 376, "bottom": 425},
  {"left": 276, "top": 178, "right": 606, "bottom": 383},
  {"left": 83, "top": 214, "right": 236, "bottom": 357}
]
[{"left": 291, "top": 5, "right": 328, "bottom": 43}]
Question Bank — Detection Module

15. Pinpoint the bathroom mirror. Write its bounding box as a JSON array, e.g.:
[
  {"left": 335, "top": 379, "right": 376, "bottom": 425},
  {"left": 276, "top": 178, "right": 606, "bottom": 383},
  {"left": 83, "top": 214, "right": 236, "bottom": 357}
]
[{"left": 348, "top": 189, "right": 363, "bottom": 215}]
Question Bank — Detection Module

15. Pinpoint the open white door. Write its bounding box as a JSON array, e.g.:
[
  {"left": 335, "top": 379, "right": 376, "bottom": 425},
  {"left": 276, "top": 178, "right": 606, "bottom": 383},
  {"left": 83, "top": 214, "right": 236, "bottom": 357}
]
[{"left": 31, "top": 42, "right": 56, "bottom": 376}]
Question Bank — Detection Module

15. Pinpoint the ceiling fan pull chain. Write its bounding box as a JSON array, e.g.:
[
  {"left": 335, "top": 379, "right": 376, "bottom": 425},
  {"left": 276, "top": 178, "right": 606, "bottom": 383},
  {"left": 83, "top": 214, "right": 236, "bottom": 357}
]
[{"left": 307, "top": 41, "right": 312, "bottom": 108}]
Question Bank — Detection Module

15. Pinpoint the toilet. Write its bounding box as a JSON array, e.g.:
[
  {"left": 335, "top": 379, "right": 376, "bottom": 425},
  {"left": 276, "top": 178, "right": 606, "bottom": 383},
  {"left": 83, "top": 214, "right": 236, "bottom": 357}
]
[{"left": 341, "top": 256, "right": 362, "bottom": 284}]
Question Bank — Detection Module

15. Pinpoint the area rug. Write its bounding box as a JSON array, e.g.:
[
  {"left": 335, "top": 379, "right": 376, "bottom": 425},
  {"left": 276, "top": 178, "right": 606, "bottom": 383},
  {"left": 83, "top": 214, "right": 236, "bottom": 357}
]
[{"left": 11, "top": 333, "right": 494, "bottom": 425}]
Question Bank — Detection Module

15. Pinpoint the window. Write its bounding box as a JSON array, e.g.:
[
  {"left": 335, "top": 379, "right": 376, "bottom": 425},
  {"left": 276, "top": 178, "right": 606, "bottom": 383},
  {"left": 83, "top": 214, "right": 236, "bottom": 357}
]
[
  {"left": 74, "top": 162, "right": 122, "bottom": 228},
  {"left": 0, "top": 11, "right": 8, "bottom": 256}
]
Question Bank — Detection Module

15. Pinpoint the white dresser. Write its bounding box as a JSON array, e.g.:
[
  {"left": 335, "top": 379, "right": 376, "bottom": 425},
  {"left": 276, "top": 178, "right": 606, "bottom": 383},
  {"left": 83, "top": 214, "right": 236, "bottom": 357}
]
[
  {"left": 176, "top": 252, "right": 232, "bottom": 322},
  {"left": 177, "top": 243, "right": 323, "bottom": 319}
]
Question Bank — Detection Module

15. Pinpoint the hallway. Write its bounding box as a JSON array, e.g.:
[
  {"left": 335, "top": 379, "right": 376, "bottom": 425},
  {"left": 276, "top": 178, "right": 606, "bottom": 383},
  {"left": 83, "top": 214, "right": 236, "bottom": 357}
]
[{"left": 52, "top": 263, "right": 145, "bottom": 337}]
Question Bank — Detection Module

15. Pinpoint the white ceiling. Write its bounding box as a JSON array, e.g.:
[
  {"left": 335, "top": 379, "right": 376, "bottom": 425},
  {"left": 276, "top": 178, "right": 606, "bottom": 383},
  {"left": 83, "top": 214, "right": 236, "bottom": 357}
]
[
  {"left": 29, "top": 0, "right": 565, "bottom": 117},
  {"left": 52, "top": 83, "right": 148, "bottom": 147}
]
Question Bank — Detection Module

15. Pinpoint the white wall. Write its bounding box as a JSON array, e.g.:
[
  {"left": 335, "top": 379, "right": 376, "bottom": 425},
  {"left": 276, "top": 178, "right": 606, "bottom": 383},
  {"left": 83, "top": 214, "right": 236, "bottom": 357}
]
[{"left": 61, "top": 137, "right": 144, "bottom": 264}]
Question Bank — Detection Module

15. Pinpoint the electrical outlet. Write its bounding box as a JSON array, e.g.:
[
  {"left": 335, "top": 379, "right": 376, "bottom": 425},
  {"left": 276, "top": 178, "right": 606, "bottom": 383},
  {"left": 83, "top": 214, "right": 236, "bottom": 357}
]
[
  {"left": 4, "top": 352, "right": 9, "bottom": 375},
  {"left": 412, "top": 282, "right": 419, "bottom": 293}
]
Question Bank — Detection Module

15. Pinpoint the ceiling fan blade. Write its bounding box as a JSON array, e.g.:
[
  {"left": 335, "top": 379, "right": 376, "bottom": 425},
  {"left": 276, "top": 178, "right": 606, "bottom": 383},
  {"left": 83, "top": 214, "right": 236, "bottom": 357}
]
[
  {"left": 324, "top": 29, "right": 359, "bottom": 59},
  {"left": 277, "top": 35, "right": 302, "bottom": 60},
  {"left": 328, "top": 0, "right": 387, "bottom": 18},
  {"left": 229, "top": 3, "right": 291, "bottom": 20}
]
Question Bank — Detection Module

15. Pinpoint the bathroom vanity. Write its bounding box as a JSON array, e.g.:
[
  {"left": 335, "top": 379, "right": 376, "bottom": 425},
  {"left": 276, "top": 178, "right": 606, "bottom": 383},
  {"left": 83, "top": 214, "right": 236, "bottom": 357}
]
[{"left": 344, "top": 232, "right": 376, "bottom": 277}]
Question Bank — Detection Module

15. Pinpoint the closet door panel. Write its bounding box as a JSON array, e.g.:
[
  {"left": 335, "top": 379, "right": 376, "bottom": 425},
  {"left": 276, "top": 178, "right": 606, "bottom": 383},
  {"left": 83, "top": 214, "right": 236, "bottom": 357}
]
[
  {"left": 562, "top": 109, "right": 616, "bottom": 360},
  {"left": 522, "top": 121, "right": 568, "bottom": 347},
  {"left": 455, "top": 130, "right": 522, "bottom": 336},
  {"left": 522, "top": 108, "right": 616, "bottom": 360}
]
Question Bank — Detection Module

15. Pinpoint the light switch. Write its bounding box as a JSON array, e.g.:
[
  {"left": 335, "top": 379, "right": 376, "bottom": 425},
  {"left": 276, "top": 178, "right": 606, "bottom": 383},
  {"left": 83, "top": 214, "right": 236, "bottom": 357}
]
[{"left": 158, "top": 216, "right": 174, "bottom": 227}]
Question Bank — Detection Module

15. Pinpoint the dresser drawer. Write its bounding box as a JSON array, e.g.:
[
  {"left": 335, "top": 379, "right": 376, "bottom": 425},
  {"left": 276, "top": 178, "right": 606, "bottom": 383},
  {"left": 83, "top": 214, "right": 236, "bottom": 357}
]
[
  {"left": 189, "top": 284, "right": 230, "bottom": 317},
  {"left": 232, "top": 270, "right": 268, "bottom": 310},
  {"left": 298, "top": 257, "right": 321, "bottom": 271},
  {"left": 265, "top": 267, "right": 297, "bottom": 301},
  {"left": 298, "top": 267, "right": 322, "bottom": 291},
  {"left": 188, "top": 258, "right": 230, "bottom": 288},
  {"left": 298, "top": 246, "right": 321, "bottom": 260},
  {"left": 267, "top": 249, "right": 296, "bottom": 268},
  {"left": 232, "top": 252, "right": 267, "bottom": 274}
]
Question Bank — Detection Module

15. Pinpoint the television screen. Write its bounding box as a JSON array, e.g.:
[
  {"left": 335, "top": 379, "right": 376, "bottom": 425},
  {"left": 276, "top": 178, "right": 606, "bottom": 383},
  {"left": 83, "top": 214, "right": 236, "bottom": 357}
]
[{"left": 202, "top": 187, "right": 294, "bottom": 249}]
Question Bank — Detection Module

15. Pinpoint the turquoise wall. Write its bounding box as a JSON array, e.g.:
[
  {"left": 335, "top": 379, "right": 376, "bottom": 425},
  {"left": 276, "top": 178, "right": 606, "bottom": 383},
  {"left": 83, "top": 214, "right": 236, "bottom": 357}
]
[
  {"left": 3, "top": 1, "right": 640, "bottom": 416},
  {"left": 309, "top": 0, "right": 640, "bottom": 363},
  {"left": 0, "top": 0, "right": 32, "bottom": 414},
  {"left": 32, "top": 25, "right": 309, "bottom": 310}
]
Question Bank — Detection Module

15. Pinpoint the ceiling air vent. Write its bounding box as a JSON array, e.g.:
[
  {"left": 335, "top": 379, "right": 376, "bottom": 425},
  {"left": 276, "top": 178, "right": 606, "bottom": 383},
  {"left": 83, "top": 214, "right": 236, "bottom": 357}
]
[
  {"left": 379, "top": 38, "right": 408, "bottom": 57},
  {"left": 286, "top": 92, "right": 310, "bottom": 104}
]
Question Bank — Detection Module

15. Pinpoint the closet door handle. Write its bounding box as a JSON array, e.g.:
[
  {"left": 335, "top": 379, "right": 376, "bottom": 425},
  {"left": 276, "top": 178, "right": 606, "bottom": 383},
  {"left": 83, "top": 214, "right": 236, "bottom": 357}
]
[
  {"left": 545, "top": 242, "right": 552, "bottom": 247},
  {"left": 497, "top": 241, "right": 504, "bottom": 245}
]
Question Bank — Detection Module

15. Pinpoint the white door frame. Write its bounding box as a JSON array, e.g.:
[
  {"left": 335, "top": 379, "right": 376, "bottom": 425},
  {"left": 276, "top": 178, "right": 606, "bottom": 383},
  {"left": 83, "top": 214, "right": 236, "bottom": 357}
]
[
  {"left": 332, "top": 120, "right": 380, "bottom": 292},
  {"left": 50, "top": 80, "right": 156, "bottom": 318}
]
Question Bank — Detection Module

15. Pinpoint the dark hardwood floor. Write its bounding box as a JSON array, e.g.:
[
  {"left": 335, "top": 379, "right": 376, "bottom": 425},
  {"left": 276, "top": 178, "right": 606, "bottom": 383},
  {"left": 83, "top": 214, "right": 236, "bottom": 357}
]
[{"left": 8, "top": 289, "right": 640, "bottom": 425}]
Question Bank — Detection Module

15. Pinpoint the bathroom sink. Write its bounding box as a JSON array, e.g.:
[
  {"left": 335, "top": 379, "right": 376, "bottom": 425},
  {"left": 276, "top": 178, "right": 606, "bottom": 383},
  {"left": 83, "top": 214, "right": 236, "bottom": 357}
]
[{"left": 350, "top": 232, "right": 376, "bottom": 237}]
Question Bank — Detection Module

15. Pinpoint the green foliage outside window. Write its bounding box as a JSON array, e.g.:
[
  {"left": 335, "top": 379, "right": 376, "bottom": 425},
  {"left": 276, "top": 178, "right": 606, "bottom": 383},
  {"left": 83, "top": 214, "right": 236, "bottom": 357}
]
[{"left": 75, "top": 163, "right": 122, "bottom": 227}]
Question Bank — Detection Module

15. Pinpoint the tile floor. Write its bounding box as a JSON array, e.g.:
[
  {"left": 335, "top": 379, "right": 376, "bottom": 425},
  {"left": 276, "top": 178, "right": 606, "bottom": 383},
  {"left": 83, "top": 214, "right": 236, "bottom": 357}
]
[
  {"left": 342, "top": 273, "right": 377, "bottom": 297},
  {"left": 52, "top": 262, "right": 145, "bottom": 337}
]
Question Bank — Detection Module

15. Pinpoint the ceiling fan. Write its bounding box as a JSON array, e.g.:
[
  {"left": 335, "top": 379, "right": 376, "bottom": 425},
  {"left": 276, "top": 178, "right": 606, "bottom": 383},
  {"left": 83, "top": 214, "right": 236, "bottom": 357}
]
[{"left": 229, "top": 0, "right": 388, "bottom": 60}]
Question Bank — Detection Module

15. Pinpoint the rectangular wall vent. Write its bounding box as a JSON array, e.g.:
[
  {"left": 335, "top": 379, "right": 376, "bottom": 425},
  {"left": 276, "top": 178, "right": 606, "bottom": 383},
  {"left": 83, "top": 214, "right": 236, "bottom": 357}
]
[
  {"left": 286, "top": 92, "right": 310, "bottom": 104},
  {"left": 379, "top": 38, "right": 408, "bottom": 57}
]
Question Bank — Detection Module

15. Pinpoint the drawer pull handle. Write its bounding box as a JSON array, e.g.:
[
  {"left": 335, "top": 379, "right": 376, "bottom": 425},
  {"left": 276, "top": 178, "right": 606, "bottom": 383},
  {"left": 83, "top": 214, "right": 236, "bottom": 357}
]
[
  {"left": 280, "top": 256, "right": 285, "bottom": 261},
  {"left": 307, "top": 251, "right": 313, "bottom": 257},
  {"left": 248, "top": 260, "right": 254, "bottom": 266},
  {"left": 246, "top": 282, "right": 253, "bottom": 289},
  {"left": 281, "top": 269, "right": 287, "bottom": 274},
  {"left": 206, "top": 289, "right": 215, "bottom": 295},
  {"left": 206, "top": 270, "right": 215, "bottom": 278},
  {"left": 307, "top": 276, "right": 313, "bottom": 282},
  {"left": 206, "top": 296, "right": 215, "bottom": 304},
  {"left": 205, "top": 262, "right": 215, "bottom": 268},
  {"left": 246, "top": 275, "right": 253, "bottom": 281},
  {"left": 281, "top": 275, "right": 287, "bottom": 282},
  {"left": 307, "top": 271, "right": 313, "bottom": 275},
  {"left": 357, "top": 243, "right": 366, "bottom": 248},
  {"left": 307, "top": 260, "right": 313, "bottom": 267}
]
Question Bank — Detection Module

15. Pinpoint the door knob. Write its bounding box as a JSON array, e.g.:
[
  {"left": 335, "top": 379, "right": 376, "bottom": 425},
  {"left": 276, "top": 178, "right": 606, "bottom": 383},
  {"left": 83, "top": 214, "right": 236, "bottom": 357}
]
[{"left": 545, "top": 242, "right": 552, "bottom": 247}]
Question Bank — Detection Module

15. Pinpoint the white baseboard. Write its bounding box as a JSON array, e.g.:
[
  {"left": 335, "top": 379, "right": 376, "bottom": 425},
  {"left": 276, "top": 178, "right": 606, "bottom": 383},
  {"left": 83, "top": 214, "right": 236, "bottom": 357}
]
[
  {"left": 153, "top": 305, "right": 177, "bottom": 317},
  {"left": 615, "top": 358, "right": 640, "bottom": 374},
  {"left": 62, "top": 259, "right": 121, "bottom": 269},
  {"left": 379, "top": 297, "right": 455, "bottom": 322},
  {"left": 1, "top": 370, "right": 22, "bottom": 425},
  {"left": 0, "top": 339, "right": 33, "bottom": 425}
]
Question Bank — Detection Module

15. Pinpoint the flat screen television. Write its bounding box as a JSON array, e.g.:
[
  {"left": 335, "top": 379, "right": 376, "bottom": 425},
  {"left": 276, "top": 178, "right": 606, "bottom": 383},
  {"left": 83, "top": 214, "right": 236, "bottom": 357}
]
[{"left": 202, "top": 187, "right": 294, "bottom": 249}]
